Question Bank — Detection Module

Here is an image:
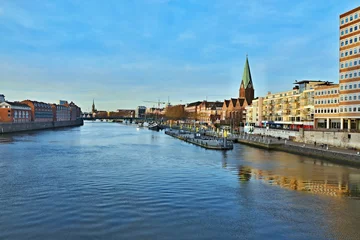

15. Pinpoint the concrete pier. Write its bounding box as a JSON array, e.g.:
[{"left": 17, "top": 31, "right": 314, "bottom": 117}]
[{"left": 165, "top": 129, "right": 233, "bottom": 150}]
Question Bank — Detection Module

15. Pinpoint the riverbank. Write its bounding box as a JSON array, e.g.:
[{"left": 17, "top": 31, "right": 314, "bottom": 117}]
[
  {"left": 237, "top": 134, "right": 360, "bottom": 168},
  {"left": 0, "top": 119, "right": 83, "bottom": 134}
]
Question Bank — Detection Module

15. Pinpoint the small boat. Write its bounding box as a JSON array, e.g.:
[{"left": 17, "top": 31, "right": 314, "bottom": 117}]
[{"left": 148, "top": 123, "right": 160, "bottom": 131}]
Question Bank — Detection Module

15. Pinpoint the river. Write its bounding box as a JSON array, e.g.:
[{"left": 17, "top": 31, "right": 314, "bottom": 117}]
[{"left": 0, "top": 121, "right": 359, "bottom": 239}]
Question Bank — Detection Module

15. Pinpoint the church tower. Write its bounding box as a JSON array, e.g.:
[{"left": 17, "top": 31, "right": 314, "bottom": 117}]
[
  {"left": 92, "top": 99, "right": 97, "bottom": 113},
  {"left": 239, "top": 56, "right": 255, "bottom": 105}
]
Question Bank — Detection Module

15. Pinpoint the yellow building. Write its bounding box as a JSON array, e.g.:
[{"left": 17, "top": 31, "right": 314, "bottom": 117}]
[
  {"left": 314, "top": 84, "right": 340, "bottom": 128},
  {"left": 247, "top": 80, "right": 326, "bottom": 129}
]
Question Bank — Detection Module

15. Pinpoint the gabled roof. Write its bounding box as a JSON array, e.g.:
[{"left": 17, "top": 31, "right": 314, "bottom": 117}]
[
  {"left": 241, "top": 56, "right": 253, "bottom": 89},
  {"left": 231, "top": 98, "right": 238, "bottom": 107},
  {"left": 223, "top": 100, "right": 230, "bottom": 108},
  {"left": 238, "top": 98, "right": 246, "bottom": 107}
]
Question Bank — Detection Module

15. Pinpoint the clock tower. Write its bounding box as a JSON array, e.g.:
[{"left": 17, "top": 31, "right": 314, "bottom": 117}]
[{"left": 239, "top": 56, "right": 255, "bottom": 105}]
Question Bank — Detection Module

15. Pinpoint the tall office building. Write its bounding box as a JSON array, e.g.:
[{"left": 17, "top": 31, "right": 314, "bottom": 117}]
[{"left": 339, "top": 6, "right": 360, "bottom": 130}]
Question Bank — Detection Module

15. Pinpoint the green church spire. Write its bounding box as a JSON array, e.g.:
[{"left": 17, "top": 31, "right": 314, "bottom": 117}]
[{"left": 241, "top": 55, "right": 253, "bottom": 89}]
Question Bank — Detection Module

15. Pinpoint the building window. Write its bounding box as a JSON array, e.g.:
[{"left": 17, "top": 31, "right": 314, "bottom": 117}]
[
  {"left": 335, "top": 90, "right": 338, "bottom": 93},
  {"left": 335, "top": 99, "right": 337, "bottom": 103},
  {"left": 350, "top": 39, "right": 353, "bottom": 44},
  {"left": 341, "top": 52, "right": 344, "bottom": 57},
  {"left": 346, "top": 29, "right": 349, "bottom": 34},
  {"left": 350, "top": 16, "right": 353, "bottom": 21},
  {"left": 349, "top": 107, "right": 352, "bottom": 112},
  {"left": 346, "top": 40, "right": 349, "bottom": 45},
  {"left": 341, "top": 20, "right": 344, "bottom": 24},
  {"left": 355, "top": 72, "right": 358, "bottom": 77},
  {"left": 345, "top": 52, "right": 348, "bottom": 56},
  {"left": 341, "top": 42, "right": 344, "bottom": 46},
  {"left": 340, "top": 108, "right": 343, "bottom": 112},
  {"left": 349, "top": 96, "right": 352, "bottom": 100},
  {"left": 341, "top": 64, "right": 344, "bottom": 68},
  {"left": 345, "top": 85, "right": 348, "bottom": 89},
  {"left": 346, "top": 18, "right": 348, "bottom": 23},
  {"left": 356, "top": 38, "right": 358, "bottom": 43},
  {"left": 350, "top": 28, "right": 353, "bottom": 33},
  {"left": 341, "top": 85, "right": 344, "bottom": 90},
  {"left": 354, "top": 95, "right": 357, "bottom": 100},
  {"left": 350, "top": 84, "right": 353, "bottom": 89},
  {"left": 350, "top": 50, "right": 353, "bottom": 55},
  {"left": 354, "top": 84, "right": 357, "bottom": 88},
  {"left": 356, "top": 14, "right": 359, "bottom": 19},
  {"left": 341, "top": 31, "right": 344, "bottom": 36},
  {"left": 355, "top": 49, "right": 358, "bottom": 54},
  {"left": 355, "top": 61, "right": 358, "bottom": 65},
  {"left": 356, "top": 26, "right": 359, "bottom": 31},
  {"left": 345, "top": 63, "right": 348, "bottom": 67},
  {"left": 345, "top": 96, "right": 348, "bottom": 100},
  {"left": 350, "top": 73, "right": 353, "bottom": 78}
]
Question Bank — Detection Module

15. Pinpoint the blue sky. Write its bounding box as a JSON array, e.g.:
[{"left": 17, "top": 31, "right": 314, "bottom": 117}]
[{"left": 0, "top": 0, "right": 358, "bottom": 111}]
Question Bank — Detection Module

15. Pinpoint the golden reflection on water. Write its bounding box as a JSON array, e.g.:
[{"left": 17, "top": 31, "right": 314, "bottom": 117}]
[{"left": 224, "top": 148, "right": 360, "bottom": 198}]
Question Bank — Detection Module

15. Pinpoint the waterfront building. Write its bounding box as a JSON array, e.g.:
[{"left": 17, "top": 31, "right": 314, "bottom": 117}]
[
  {"left": 313, "top": 83, "right": 340, "bottom": 128},
  {"left": 65, "top": 102, "right": 82, "bottom": 121},
  {"left": 196, "top": 101, "right": 223, "bottom": 123},
  {"left": 338, "top": 6, "right": 360, "bottom": 130},
  {"left": 0, "top": 94, "right": 32, "bottom": 123},
  {"left": 184, "top": 101, "right": 202, "bottom": 115},
  {"left": 135, "top": 106, "right": 146, "bottom": 118},
  {"left": 21, "top": 100, "right": 53, "bottom": 122},
  {"left": 247, "top": 81, "right": 326, "bottom": 129},
  {"left": 51, "top": 104, "right": 71, "bottom": 122},
  {"left": 245, "top": 97, "right": 264, "bottom": 126},
  {"left": 221, "top": 56, "right": 254, "bottom": 127}
]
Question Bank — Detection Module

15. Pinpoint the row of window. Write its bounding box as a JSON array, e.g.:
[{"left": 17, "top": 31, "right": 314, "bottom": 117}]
[
  {"left": 340, "top": 47, "right": 360, "bottom": 58},
  {"left": 34, "top": 103, "right": 51, "bottom": 109},
  {"left": 14, "top": 110, "right": 29, "bottom": 118},
  {"left": 340, "top": 58, "right": 360, "bottom": 68},
  {"left": 341, "top": 13, "right": 359, "bottom": 25},
  {"left": 315, "top": 89, "right": 338, "bottom": 95},
  {"left": 340, "top": 106, "right": 360, "bottom": 112},
  {"left": 315, "top": 109, "right": 338, "bottom": 114},
  {"left": 340, "top": 35, "right": 359, "bottom": 47},
  {"left": 341, "top": 25, "right": 359, "bottom": 36},
  {"left": 340, "top": 71, "right": 360, "bottom": 80},
  {"left": 340, "top": 82, "right": 360, "bottom": 90},
  {"left": 340, "top": 94, "right": 360, "bottom": 101},
  {"left": 315, "top": 99, "right": 338, "bottom": 104}
]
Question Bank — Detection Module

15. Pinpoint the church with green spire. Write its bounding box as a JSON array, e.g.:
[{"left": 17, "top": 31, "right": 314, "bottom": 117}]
[
  {"left": 239, "top": 56, "right": 255, "bottom": 105},
  {"left": 221, "top": 56, "right": 255, "bottom": 127}
]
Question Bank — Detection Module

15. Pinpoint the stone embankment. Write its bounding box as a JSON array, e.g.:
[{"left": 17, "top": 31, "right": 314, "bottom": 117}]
[
  {"left": 238, "top": 134, "right": 360, "bottom": 167},
  {"left": 165, "top": 129, "right": 233, "bottom": 150},
  {"left": 0, "top": 119, "right": 84, "bottom": 134}
]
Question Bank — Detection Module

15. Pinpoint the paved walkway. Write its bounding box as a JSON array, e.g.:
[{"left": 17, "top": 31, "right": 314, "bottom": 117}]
[{"left": 247, "top": 134, "right": 360, "bottom": 156}]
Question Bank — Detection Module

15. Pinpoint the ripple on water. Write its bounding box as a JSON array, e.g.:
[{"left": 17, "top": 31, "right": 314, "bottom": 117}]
[{"left": 0, "top": 122, "right": 359, "bottom": 240}]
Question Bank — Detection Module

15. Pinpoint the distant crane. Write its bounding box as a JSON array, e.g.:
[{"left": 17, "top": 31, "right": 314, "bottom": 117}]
[{"left": 143, "top": 99, "right": 167, "bottom": 108}]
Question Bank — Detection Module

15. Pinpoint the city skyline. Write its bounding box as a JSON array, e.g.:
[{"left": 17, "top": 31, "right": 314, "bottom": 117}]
[{"left": 0, "top": 0, "right": 358, "bottom": 111}]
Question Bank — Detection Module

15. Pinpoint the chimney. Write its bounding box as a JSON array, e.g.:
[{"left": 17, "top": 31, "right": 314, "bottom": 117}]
[{"left": 0, "top": 94, "right": 5, "bottom": 103}]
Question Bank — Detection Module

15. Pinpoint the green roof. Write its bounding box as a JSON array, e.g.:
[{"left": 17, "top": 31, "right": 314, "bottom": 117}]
[{"left": 242, "top": 56, "right": 252, "bottom": 88}]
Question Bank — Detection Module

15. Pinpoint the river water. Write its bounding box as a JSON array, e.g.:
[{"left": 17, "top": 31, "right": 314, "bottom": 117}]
[{"left": 0, "top": 121, "right": 359, "bottom": 239}]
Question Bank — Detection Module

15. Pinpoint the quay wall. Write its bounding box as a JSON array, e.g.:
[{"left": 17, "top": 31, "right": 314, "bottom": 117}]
[
  {"left": 275, "top": 144, "right": 360, "bottom": 167},
  {"left": 252, "top": 128, "right": 360, "bottom": 150},
  {"left": 0, "top": 119, "right": 83, "bottom": 134}
]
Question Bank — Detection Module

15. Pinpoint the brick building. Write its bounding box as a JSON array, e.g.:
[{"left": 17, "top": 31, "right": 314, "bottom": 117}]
[
  {"left": 51, "top": 104, "right": 71, "bottom": 122},
  {"left": 0, "top": 94, "right": 32, "bottom": 123},
  {"left": 21, "top": 100, "right": 53, "bottom": 122}
]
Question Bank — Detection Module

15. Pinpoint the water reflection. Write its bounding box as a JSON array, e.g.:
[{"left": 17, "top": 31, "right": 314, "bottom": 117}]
[{"left": 233, "top": 164, "right": 360, "bottom": 198}]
